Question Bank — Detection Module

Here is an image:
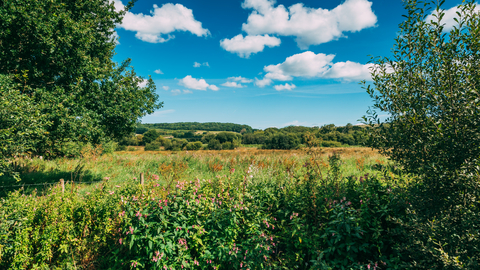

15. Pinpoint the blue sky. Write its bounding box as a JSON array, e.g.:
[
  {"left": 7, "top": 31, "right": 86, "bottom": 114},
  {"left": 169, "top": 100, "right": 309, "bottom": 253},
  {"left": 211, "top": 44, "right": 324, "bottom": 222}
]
[{"left": 112, "top": 0, "right": 466, "bottom": 129}]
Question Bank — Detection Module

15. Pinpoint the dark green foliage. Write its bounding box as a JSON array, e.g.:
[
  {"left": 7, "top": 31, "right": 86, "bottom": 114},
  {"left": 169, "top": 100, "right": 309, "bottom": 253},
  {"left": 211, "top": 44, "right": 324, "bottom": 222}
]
[
  {"left": 144, "top": 142, "right": 161, "bottom": 151},
  {"left": 361, "top": 0, "right": 480, "bottom": 268},
  {"left": 0, "top": 75, "right": 49, "bottom": 178},
  {"left": 185, "top": 141, "right": 202, "bottom": 151},
  {"left": 164, "top": 139, "right": 188, "bottom": 151},
  {"left": 142, "top": 130, "right": 160, "bottom": 145},
  {"left": 321, "top": 141, "right": 342, "bottom": 148},
  {"left": 139, "top": 122, "right": 253, "bottom": 133},
  {"left": 207, "top": 139, "right": 222, "bottom": 150},
  {"left": 242, "top": 131, "right": 266, "bottom": 144},
  {"left": 0, "top": 0, "right": 162, "bottom": 160},
  {"left": 263, "top": 133, "right": 300, "bottom": 150},
  {"left": 135, "top": 127, "right": 149, "bottom": 134},
  {"left": 117, "top": 134, "right": 138, "bottom": 146},
  {"left": 205, "top": 132, "right": 241, "bottom": 150},
  {"left": 363, "top": 0, "right": 480, "bottom": 210}
]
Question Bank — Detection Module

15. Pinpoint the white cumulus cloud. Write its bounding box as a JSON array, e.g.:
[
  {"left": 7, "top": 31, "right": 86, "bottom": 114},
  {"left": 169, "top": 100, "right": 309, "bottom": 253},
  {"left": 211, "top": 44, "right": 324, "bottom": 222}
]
[
  {"left": 241, "top": 0, "right": 377, "bottom": 49},
  {"left": 154, "top": 69, "right": 163, "bottom": 74},
  {"left": 274, "top": 83, "right": 296, "bottom": 91},
  {"left": 193, "top": 62, "right": 209, "bottom": 67},
  {"left": 255, "top": 77, "right": 272, "bottom": 87},
  {"left": 323, "top": 61, "right": 374, "bottom": 81},
  {"left": 162, "top": 86, "right": 169, "bottom": 90},
  {"left": 222, "top": 81, "right": 245, "bottom": 88},
  {"left": 179, "top": 75, "right": 219, "bottom": 91},
  {"left": 220, "top": 34, "right": 281, "bottom": 58},
  {"left": 228, "top": 76, "right": 253, "bottom": 83},
  {"left": 257, "top": 51, "right": 373, "bottom": 87},
  {"left": 263, "top": 51, "right": 335, "bottom": 81},
  {"left": 114, "top": 0, "right": 209, "bottom": 43}
]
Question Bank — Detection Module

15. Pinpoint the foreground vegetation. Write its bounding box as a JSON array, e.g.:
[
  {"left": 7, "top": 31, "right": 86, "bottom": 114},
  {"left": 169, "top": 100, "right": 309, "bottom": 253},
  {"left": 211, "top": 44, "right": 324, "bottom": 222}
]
[{"left": 1, "top": 148, "right": 479, "bottom": 269}]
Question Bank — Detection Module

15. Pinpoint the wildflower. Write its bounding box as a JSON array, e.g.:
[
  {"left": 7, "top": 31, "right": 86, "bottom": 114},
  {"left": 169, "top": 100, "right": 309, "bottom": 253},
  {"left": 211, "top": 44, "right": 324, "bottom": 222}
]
[
  {"left": 109, "top": 191, "right": 114, "bottom": 195},
  {"left": 104, "top": 177, "right": 110, "bottom": 180},
  {"left": 119, "top": 238, "right": 123, "bottom": 245}
]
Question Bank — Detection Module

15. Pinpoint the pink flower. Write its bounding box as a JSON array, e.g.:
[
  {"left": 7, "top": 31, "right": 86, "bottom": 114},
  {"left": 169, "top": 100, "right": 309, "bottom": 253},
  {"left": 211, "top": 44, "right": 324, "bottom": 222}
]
[{"left": 119, "top": 238, "right": 123, "bottom": 244}]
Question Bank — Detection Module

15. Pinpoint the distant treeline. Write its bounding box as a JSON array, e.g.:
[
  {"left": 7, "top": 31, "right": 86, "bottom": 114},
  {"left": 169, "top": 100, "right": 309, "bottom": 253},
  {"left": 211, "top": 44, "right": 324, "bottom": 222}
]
[
  {"left": 137, "top": 122, "right": 253, "bottom": 134},
  {"left": 118, "top": 122, "right": 369, "bottom": 150}
]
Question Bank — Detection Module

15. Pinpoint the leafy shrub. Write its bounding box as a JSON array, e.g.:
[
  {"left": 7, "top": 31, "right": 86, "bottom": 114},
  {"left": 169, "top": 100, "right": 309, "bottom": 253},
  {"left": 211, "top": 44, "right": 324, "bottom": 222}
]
[
  {"left": 207, "top": 139, "right": 222, "bottom": 150},
  {"left": 164, "top": 139, "right": 188, "bottom": 151},
  {"left": 116, "top": 144, "right": 127, "bottom": 151},
  {"left": 145, "top": 142, "right": 161, "bottom": 151},
  {"left": 263, "top": 133, "right": 300, "bottom": 149},
  {"left": 185, "top": 141, "right": 202, "bottom": 151}
]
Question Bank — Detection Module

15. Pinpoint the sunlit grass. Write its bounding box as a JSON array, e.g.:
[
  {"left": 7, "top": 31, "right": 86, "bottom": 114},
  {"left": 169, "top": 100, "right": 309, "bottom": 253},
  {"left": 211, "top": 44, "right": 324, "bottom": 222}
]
[{"left": 1, "top": 147, "right": 398, "bottom": 197}]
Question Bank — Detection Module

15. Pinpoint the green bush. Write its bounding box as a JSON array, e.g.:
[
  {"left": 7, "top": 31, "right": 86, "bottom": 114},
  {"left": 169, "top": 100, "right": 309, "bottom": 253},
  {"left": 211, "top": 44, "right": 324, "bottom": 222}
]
[
  {"left": 321, "top": 141, "right": 342, "bottom": 148},
  {"left": 263, "top": 133, "right": 300, "bottom": 149},
  {"left": 116, "top": 144, "right": 127, "bottom": 151},
  {"left": 185, "top": 141, "right": 202, "bottom": 151},
  {"left": 144, "top": 142, "right": 161, "bottom": 151}
]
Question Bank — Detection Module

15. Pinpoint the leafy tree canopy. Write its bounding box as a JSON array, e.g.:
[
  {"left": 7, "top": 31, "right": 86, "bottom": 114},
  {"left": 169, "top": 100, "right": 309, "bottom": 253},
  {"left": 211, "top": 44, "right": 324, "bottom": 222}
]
[
  {"left": 0, "top": 0, "right": 162, "bottom": 160},
  {"left": 363, "top": 0, "right": 480, "bottom": 209}
]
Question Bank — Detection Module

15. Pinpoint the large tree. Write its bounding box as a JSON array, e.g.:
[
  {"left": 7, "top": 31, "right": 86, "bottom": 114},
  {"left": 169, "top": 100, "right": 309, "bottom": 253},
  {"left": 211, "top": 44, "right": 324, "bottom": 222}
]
[
  {"left": 363, "top": 0, "right": 480, "bottom": 208},
  {"left": 0, "top": 0, "right": 162, "bottom": 159}
]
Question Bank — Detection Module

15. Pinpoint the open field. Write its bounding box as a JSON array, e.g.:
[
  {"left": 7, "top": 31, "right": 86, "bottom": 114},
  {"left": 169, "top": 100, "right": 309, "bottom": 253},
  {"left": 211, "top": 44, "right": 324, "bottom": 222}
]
[
  {"left": 0, "top": 147, "right": 395, "bottom": 197},
  {"left": 1, "top": 148, "right": 478, "bottom": 269}
]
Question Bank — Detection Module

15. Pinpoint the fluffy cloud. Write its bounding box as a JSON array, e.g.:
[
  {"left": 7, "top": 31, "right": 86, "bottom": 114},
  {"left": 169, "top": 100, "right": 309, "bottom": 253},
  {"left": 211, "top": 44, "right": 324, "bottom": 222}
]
[
  {"left": 265, "top": 51, "right": 335, "bottom": 80},
  {"left": 221, "top": 81, "right": 245, "bottom": 88},
  {"left": 274, "top": 83, "right": 296, "bottom": 91},
  {"left": 114, "top": 0, "right": 209, "bottom": 43},
  {"left": 255, "top": 78, "right": 272, "bottom": 87},
  {"left": 194, "top": 62, "right": 209, "bottom": 67},
  {"left": 220, "top": 34, "right": 281, "bottom": 58},
  {"left": 241, "top": 0, "right": 377, "bottom": 49},
  {"left": 162, "top": 86, "right": 169, "bottom": 90},
  {"left": 426, "top": 4, "right": 480, "bottom": 31},
  {"left": 154, "top": 69, "right": 163, "bottom": 74},
  {"left": 256, "top": 51, "right": 373, "bottom": 87},
  {"left": 323, "top": 61, "right": 374, "bottom": 81},
  {"left": 179, "top": 75, "right": 218, "bottom": 91},
  {"left": 228, "top": 76, "right": 253, "bottom": 83}
]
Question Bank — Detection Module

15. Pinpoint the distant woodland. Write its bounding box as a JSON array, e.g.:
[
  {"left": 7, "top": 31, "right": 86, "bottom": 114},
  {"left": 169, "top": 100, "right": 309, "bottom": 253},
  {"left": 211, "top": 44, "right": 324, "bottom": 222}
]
[{"left": 119, "top": 122, "right": 369, "bottom": 151}]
